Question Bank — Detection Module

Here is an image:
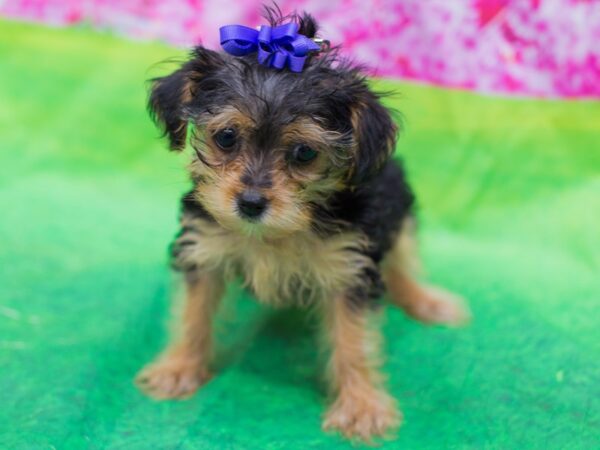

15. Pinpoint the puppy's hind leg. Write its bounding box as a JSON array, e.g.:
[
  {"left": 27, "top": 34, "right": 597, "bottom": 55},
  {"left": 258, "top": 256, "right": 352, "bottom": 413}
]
[
  {"left": 136, "top": 271, "right": 224, "bottom": 399},
  {"left": 383, "top": 218, "right": 471, "bottom": 326}
]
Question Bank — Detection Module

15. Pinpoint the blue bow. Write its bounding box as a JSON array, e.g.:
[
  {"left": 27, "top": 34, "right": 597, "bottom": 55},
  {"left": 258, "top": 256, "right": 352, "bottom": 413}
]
[{"left": 220, "top": 22, "right": 321, "bottom": 72}]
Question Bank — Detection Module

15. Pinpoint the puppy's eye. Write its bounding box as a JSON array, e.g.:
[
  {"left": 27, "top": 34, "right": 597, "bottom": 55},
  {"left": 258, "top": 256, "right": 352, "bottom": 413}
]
[
  {"left": 214, "top": 128, "right": 237, "bottom": 149},
  {"left": 291, "top": 144, "right": 318, "bottom": 164}
]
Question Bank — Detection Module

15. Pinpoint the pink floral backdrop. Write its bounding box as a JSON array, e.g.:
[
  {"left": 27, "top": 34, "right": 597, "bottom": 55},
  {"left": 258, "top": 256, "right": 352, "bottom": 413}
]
[{"left": 2, "top": 0, "right": 600, "bottom": 98}]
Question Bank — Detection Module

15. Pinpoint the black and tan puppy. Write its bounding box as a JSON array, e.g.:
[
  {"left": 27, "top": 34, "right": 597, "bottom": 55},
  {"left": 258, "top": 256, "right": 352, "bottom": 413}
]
[{"left": 136, "top": 8, "right": 469, "bottom": 441}]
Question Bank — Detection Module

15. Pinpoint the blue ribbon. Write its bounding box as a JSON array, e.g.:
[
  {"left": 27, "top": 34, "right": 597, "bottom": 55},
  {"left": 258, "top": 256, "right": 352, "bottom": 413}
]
[{"left": 220, "top": 22, "right": 321, "bottom": 72}]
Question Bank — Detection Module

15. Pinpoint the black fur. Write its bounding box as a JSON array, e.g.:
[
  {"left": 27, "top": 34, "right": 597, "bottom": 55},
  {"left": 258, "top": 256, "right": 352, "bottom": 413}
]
[
  {"left": 148, "top": 48, "right": 226, "bottom": 150},
  {"left": 312, "top": 161, "right": 415, "bottom": 307},
  {"left": 152, "top": 8, "right": 415, "bottom": 307}
]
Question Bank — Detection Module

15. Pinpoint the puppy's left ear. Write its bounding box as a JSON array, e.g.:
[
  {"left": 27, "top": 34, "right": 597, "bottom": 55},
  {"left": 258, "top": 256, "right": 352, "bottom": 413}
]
[
  {"left": 349, "top": 90, "right": 398, "bottom": 184},
  {"left": 148, "top": 47, "right": 225, "bottom": 150}
]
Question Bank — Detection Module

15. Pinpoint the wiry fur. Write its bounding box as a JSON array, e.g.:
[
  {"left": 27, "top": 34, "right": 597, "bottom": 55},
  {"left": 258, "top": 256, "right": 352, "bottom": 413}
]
[
  {"left": 173, "top": 216, "right": 373, "bottom": 306},
  {"left": 322, "top": 294, "right": 400, "bottom": 441},
  {"left": 137, "top": 6, "right": 469, "bottom": 442}
]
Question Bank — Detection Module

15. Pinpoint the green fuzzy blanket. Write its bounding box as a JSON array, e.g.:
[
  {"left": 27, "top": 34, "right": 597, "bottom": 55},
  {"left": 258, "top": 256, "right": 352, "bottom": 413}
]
[{"left": 0, "top": 21, "right": 599, "bottom": 449}]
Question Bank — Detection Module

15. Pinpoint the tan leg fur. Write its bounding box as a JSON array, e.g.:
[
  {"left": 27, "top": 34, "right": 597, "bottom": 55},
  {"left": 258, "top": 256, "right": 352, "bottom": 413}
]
[
  {"left": 136, "top": 272, "right": 224, "bottom": 399},
  {"left": 322, "top": 295, "right": 401, "bottom": 441},
  {"left": 384, "top": 218, "right": 471, "bottom": 326}
]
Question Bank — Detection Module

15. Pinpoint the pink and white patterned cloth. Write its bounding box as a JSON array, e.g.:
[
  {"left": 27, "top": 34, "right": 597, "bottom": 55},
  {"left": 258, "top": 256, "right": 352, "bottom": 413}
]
[{"left": 2, "top": 0, "right": 600, "bottom": 98}]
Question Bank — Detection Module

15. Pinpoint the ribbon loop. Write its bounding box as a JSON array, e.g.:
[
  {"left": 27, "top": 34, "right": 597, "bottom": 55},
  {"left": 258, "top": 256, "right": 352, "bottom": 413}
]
[
  {"left": 219, "top": 25, "right": 258, "bottom": 56},
  {"left": 219, "top": 22, "right": 322, "bottom": 72}
]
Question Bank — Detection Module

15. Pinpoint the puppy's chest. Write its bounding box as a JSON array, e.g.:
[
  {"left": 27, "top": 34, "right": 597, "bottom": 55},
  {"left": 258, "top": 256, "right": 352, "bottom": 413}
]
[{"left": 174, "top": 220, "right": 372, "bottom": 306}]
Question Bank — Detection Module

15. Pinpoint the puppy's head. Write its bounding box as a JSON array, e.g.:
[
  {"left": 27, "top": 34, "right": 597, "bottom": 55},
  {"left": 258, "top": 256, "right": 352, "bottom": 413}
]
[{"left": 149, "top": 11, "right": 397, "bottom": 237}]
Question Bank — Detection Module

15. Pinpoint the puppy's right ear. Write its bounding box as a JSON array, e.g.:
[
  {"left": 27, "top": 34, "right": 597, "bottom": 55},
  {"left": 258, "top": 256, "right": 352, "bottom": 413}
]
[{"left": 148, "top": 47, "right": 225, "bottom": 150}]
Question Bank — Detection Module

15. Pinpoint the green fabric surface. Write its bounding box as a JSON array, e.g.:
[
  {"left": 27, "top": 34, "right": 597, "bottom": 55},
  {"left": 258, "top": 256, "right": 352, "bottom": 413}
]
[{"left": 1, "top": 21, "right": 599, "bottom": 449}]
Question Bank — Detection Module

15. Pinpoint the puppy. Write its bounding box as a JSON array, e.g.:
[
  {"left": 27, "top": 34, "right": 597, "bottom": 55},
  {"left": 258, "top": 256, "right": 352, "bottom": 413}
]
[{"left": 136, "top": 8, "right": 469, "bottom": 441}]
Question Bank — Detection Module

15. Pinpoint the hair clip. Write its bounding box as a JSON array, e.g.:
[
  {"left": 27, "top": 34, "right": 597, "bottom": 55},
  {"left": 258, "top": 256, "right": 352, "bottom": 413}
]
[
  {"left": 313, "top": 38, "right": 331, "bottom": 53},
  {"left": 220, "top": 22, "right": 326, "bottom": 72}
]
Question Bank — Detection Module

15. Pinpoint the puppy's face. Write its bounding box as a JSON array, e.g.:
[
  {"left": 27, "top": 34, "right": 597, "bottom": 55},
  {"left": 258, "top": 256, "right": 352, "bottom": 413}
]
[
  {"left": 191, "top": 108, "right": 348, "bottom": 237},
  {"left": 149, "top": 47, "right": 397, "bottom": 237}
]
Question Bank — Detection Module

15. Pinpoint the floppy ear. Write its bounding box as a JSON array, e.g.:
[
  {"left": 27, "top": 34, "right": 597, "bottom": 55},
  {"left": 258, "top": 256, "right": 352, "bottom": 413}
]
[
  {"left": 349, "top": 90, "right": 398, "bottom": 184},
  {"left": 148, "top": 47, "right": 225, "bottom": 151}
]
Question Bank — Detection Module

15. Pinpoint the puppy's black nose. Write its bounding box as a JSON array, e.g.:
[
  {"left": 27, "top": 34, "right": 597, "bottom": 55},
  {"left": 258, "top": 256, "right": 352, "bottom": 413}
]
[{"left": 237, "top": 190, "right": 268, "bottom": 220}]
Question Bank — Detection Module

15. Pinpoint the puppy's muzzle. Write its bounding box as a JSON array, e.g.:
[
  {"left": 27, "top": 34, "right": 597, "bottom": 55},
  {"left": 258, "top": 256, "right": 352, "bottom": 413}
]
[{"left": 237, "top": 190, "right": 268, "bottom": 220}]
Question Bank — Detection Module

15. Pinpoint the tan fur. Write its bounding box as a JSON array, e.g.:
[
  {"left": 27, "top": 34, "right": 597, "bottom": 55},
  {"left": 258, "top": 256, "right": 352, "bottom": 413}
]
[
  {"left": 174, "top": 217, "right": 373, "bottom": 307},
  {"left": 348, "top": 105, "right": 364, "bottom": 181},
  {"left": 136, "top": 272, "right": 224, "bottom": 399},
  {"left": 348, "top": 103, "right": 397, "bottom": 181},
  {"left": 187, "top": 110, "right": 354, "bottom": 238},
  {"left": 382, "top": 216, "right": 421, "bottom": 276},
  {"left": 192, "top": 159, "right": 314, "bottom": 237},
  {"left": 181, "top": 78, "right": 194, "bottom": 104},
  {"left": 204, "top": 106, "right": 256, "bottom": 138},
  {"left": 150, "top": 78, "right": 195, "bottom": 147},
  {"left": 383, "top": 219, "right": 471, "bottom": 326},
  {"left": 322, "top": 295, "right": 400, "bottom": 441},
  {"left": 281, "top": 117, "right": 350, "bottom": 156}
]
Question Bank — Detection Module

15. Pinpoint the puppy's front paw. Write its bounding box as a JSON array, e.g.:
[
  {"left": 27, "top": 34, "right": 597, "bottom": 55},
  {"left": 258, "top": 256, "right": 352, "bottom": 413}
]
[
  {"left": 136, "top": 354, "right": 208, "bottom": 400},
  {"left": 407, "top": 286, "right": 471, "bottom": 327},
  {"left": 323, "top": 389, "right": 401, "bottom": 442}
]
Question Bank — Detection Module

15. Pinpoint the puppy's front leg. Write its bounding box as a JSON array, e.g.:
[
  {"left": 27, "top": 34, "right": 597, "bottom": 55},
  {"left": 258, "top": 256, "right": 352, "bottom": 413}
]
[
  {"left": 322, "top": 294, "right": 400, "bottom": 441},
  {"left": 136, "top": 271, "right": 223, "bottom": 400}
]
